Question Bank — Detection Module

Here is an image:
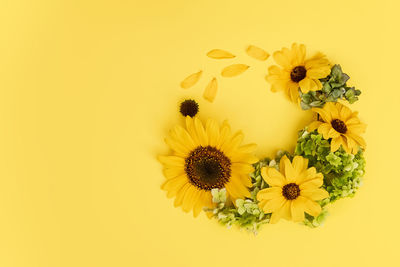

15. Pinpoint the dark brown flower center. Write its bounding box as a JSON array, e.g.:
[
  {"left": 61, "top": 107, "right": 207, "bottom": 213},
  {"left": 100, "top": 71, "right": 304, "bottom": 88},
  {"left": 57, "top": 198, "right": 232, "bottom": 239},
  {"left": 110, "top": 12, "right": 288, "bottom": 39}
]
[
  {"left": 290, "top": 66, "right": 307, "bottom": 83},
  {"left": 331, "top": 119, "right": 347, "bottom": 134},
  {"left": 185, "top": 146, "right": 231, "bottom": 190},
  {"left": 179, "top": 99, "right": 199, "bottom": 117},
  {"left": 282, "top": 183, "right": 300, "bottom": 200}
]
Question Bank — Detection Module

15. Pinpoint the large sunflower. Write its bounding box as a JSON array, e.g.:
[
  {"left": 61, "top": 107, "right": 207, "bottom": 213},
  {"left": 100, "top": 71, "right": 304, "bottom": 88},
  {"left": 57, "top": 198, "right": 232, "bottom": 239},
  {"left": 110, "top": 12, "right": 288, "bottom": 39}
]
[
  {"left": 308, "top": 102, "right": 366, "bottom": 154},
  {"left": 266, "top": 43, "right": 331, "bottom": 102},
  {"left": 158, "top": 116, "right": 258, "bottom": 217},
  {"left": 257, "top": 155, "right": 329, "bottom": 223}
]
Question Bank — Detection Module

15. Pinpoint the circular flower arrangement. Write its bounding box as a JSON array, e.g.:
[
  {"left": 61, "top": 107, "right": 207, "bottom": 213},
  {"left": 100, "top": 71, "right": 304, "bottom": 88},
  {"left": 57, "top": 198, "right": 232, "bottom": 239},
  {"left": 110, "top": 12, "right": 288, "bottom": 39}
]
[{"left": 159, "top": 43, "right": 366, "bottom": 233}]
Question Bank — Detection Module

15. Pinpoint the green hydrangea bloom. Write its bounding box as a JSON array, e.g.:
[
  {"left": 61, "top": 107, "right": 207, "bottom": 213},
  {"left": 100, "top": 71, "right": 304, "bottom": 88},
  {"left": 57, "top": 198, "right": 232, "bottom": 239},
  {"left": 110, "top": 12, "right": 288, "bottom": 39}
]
[
  {"left": 295, "top": 129, "right": 366, "bottom": 203},
  {"left": 299, "top": 65, "right": 361, "bottom": 110}
]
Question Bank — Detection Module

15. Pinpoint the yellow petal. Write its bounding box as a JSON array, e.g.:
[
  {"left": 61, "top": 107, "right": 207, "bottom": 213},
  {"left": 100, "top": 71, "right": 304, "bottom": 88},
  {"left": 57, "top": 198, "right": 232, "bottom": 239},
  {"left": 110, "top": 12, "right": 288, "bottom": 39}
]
[
  {"left": 301, "top": 188, "right": 329, "bottom": 201},
  {"left": 157, "top": 155, "right": 185, "bottom": 167},
  {"left": 194, "top": 117, "right": 208, "bottom": 146},
  {"left": 330, "top": 137, "right": 342, "bottom": 152},
  {"left": 308, "top": 121, "right": 323, "bottom": 132},
  {"left": 216, "top": 120, "right": 231, "bottom": 149},
  {"left": 312, "top": 107, "right": 332, "bottom": 122},
  {"left": 291, "top": 198, "right": 305, "bottom": 222},
  {"left": 203, "top": 77, "right": 218, "bottom": 103},
  {"left": 231, "top": 162, "right": 254, "bottom": 175},
  {"left": 246, "top": 45, "right": 270, "bottom": 61},
  {"left": 221, "top": 130, "right": 244, "bottom": 156},
  {"left": 221, "top": 64, "right": 249, "bottom": 77},
  {"left": 174, "top": 183, "right": 190, "bottom": 207},
  {"left": 185, "top": 116, "right": 200, "bottom": 145},
  {"left": 230, "top": 153, "right": 258, "bottom": 164},
  {"left": 300, "top": 196, "right": 322, "bottom": 216},
  {"left": 182, "top": 186, "right": 198, "bottom": 212},
  {"left": 193, "top": 191, "right": 205, "bottom": 217},
  {"left": 162, "top": 167, "right": 184, "bottom": 180},
  {"left": 257, "top": 187, "right": 282, "bottom": 201},
  {"left": 318, "top": 123, "right": 332, "bottom": 139},
  {"left": 299, "top": 178, "right": 323, "bottom": 190},
  {"left": 273, "top": 48, "right": 292, "bottom": 70},
  {"left": 205, "top": 118, "right": 219, "bottom": 147},
  {"left": 292, "top": 156, "right": 308, "bottom": 176},
  {"left": 237, "top": 143, "right": 257, "bottom": 154},
  {"left": 180, "top": 70, "right": 202, "bottom": 89},
  {"left": 161, "top": 175, "right": 187, "bottom": 195},
  {"left": 346, "top": 132, "right": 366, "bottom": 148},
  {"left": 261, "top": 167, "right": 285, "bottom": 187},
  {"left": 281, "top": 156, "right": 296, "bottom": 183},
  {"left": 262, "top": 196, "right": 286, "bottom": 213},
  {"left": 206, "top": 49, "right": 235, "bottom": 59}
]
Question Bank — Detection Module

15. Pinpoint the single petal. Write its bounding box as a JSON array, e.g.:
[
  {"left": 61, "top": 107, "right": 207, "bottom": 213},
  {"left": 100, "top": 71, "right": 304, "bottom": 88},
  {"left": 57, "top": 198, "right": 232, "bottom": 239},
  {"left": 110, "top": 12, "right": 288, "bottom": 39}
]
[
  {"left": 261, "top": 167, "right": 285, "bottom": 187},
  {"left": 300, "top": 196, "right": 322, "bottom": 217},
  {"left": 312, "top": 107, "right": 332, "bottom": 122},
  {"left": 318, "top": 123, "right": 333, "bottom": 139},
  {"left": 292, "top": 156, "right": 308, "bottom": 176},
  {"left": 221, "top": 64, "right": 249, "bottom": 77},
  {"left": 203, "top": 77, "right": 218, "bottom": 102},
  {"left": 205, "top": 118, "right": 219, "bottom": 147},
  {"left": 157, "top": 155, "right": 185, "bottom": 167},
  {"left": 246, "top": 45, "right": 270, "bottom": 61},
  {"left": 308, "top": 121, "right": 323, "bottom": 132},
  {"left": 174, "top": 183, "right": 190, "bottom": 207},
  {"left": 281, "top": 156, "right": 296, "bottom": 183},
  {"left": 301, "top": 188, "right": 329, "bottom": 201},
  {"left": 330, "top": 137, "right": 342, "bottom": 152},
  {"left": 180, "top": 70, "right": 202, "bottom": 89},
  {"left": 221, "top": 131, "right": 244, "bottom": 156},
  {"left": 194, "top": 117, "right": 208, "bottom": 146},
  {"left": 273, "top": 48, "right": 292, "bottom": 70},
  {"left": 291, "top": 198, "right": 305, "bottom": 222},
  {"left": 346, "top": 132, "right": 366, "bottom": 148},
  {"left": 193, "top": 191, "right": 205, "bottom": 217},
  {"left": 185, "top": 116, "right": 200, "bottom": 145},
  {"left": 262, "top": 196, "right": 286, "bottom": 213},
  {"left": 299, "top": 177, "right": 323, "bottom": 190},
  {"left": 257, "top": 187, "right": 282, "bottom": 201},
  {"left": 231, "top": 162, "right": 254, "bottom": 175},
  {"left": 162, "top": 167, "right": 185, "bottom": 179},
  {"left": 206, "top": 49, "right": 235, "bottom": 59},
  {"left": 298, "top": 77, "right": 312, "bottom": 93},
  {"left": 237, "top": 143, "right": 257, "bottom": 154}
]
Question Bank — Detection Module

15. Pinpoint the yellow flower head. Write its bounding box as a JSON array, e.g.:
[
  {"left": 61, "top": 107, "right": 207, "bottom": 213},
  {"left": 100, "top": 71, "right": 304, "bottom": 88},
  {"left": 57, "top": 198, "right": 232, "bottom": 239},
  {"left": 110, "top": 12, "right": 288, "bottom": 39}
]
[
  {"left": 257, "top": 155, "right": 329, "bottom": 224},
  {"left": 266, "top": 43, "right": 331, "bottom": 102},
  {"left": 308, "top": 102, "right": 366, "bottom": 154},
  {"left": 159, "top": 116, "right": 258, "bottom": 217}
]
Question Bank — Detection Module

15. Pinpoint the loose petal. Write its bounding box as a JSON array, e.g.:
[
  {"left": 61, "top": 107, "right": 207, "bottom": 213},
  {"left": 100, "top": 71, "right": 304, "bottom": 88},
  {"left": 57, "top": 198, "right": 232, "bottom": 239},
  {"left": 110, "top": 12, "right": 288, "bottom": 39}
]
[
  {"left": 180, "top": 70, "right": 202, "bottom": 89},
  {"left": 206, "top": 49, "right": 235, "bottom": 59},
  {"left": 221, "top": 64, "right": 249, "bottom": 77},
  {"left": 203, "top": 77, "right": 218, "bottom": 102},
  {"left": 246, "top": 45, "right": 270, "bottom": 61}
]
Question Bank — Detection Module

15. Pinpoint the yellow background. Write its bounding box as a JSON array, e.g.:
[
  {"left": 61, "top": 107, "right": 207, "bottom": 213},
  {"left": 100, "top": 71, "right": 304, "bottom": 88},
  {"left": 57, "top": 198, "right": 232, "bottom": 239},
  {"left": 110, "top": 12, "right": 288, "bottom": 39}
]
[{"left": 0, "top": 0, "right": 399, "bottom": 266}]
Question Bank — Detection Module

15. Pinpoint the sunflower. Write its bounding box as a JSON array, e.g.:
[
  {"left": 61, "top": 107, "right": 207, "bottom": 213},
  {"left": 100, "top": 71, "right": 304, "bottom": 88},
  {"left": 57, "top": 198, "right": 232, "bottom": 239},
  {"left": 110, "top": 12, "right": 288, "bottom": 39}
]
[
  {"left": 158, "top": 116, "right": 258, "bottom": 217},
  {"left": 308, "top": 102, "right": 366, "bottom": 154},
  {"left": 266, "top": 43, "right": 331, "bottom": 102},
  {"left": 257, "top": 155, "right": 329, "bottom": 223}
]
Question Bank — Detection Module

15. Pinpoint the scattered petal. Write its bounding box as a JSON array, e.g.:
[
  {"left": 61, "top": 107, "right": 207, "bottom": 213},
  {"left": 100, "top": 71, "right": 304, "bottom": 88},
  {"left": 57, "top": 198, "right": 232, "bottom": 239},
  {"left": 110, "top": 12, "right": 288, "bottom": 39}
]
[
  {"left": 221, "top": 64, "right": 249, "bottom": 77},
  {"left": 203, "top": 77, "right": 218, "bottom": 103},
  {"left": 246, "top": 45, "right": 270, "bottom": 61},
  {"left": 206, "top": 49, "right": 235, "bottom": 59},
  {"left": 180, "top": 70, "right": 202, "bottom": 89}
]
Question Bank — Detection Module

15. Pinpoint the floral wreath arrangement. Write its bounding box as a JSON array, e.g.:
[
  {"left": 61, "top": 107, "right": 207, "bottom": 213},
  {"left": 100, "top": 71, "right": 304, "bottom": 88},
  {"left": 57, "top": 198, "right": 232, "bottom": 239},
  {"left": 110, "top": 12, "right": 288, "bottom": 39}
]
[{"left": 158, "top": 43, "right": 366, "bottom": 233}]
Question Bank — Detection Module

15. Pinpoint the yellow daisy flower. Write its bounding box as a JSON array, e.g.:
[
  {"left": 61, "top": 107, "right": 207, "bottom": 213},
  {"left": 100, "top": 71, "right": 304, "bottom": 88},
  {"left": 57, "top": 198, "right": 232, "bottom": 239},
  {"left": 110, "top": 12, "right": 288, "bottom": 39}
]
[
  {"left": 266, "top": 43, "right": 331, "bottom": 102},
  {"left": 308, "top": 102, "right": 366, "bottom": 154},
  {"left": 257, "top": 155, "right": 329, "bottom": 224},
  {"left": 159, "top": 116, "right": 258, "bottom": 217}
]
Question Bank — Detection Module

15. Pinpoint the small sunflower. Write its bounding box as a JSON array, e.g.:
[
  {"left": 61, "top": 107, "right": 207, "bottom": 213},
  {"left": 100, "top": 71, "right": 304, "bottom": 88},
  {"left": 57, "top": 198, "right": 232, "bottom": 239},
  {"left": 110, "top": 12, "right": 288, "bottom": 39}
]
[
  {"left": 257, "top": 155, "right": 329, "bottom": 223},
  {"left": 159, "top": 116, "right": 258, "bottom": 217},
  {"left": 308, "top": 102, "right": 366, "bottom": 154},
  {"left": 266, "top": 43, "right": 331, "bottom": 102}
]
